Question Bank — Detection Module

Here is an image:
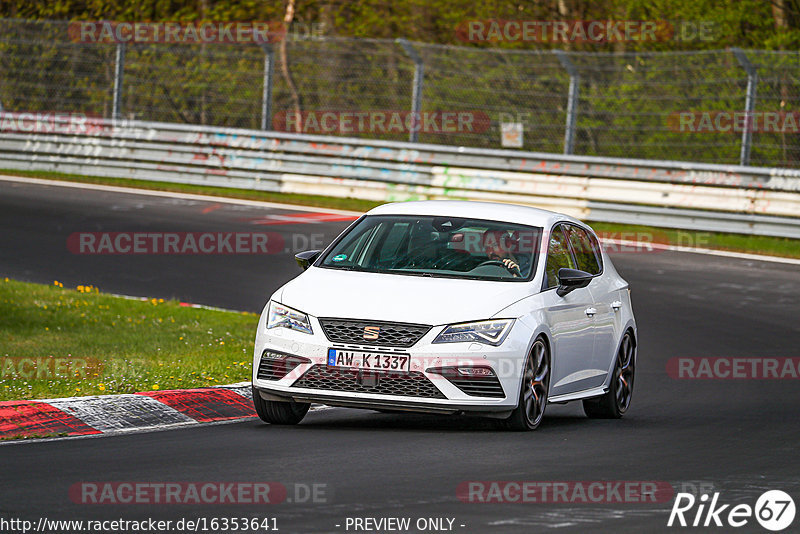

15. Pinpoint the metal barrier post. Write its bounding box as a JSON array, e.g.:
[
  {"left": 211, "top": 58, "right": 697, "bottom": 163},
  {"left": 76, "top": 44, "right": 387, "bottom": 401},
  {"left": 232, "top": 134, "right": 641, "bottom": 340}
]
[
  {"left": 397, "top": 38, "right": 424, "bottom": 143},
  {"left": 554, "top": 50, "right": 580, "bottom": 155},
  {"left": 261, "top": 44, "right": 275, "bottom": 130},
  {"left": 112, "top": 42, "right": 126, "bottom": 122},
  {"left": 731, "top": 48, "right": 758, "bottom": 166}
]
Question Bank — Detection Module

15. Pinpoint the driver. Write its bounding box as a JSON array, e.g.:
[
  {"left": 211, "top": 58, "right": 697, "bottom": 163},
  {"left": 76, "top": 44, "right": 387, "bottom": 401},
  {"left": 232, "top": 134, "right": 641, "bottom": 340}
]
[{"left": 483, "top": 230, "right": 523, "bottom": 277}]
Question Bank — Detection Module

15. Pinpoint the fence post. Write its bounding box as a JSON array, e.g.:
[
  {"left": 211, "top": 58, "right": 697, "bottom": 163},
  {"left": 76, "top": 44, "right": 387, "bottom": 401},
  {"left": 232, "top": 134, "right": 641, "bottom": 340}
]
[
  {"left": 554, "top": 50, "right": 580, "bottom": 155},
  {"left": 261, "top": 43, "right": 275, "bottom": 130},
  {"left": 731, "top": 48, "right": 757, "bottom": 166},
  {"left": 112, "top": 42, "right": 126, "bottom": 122},
  {"left": 397, "top": 38, "right": 424, "bottom": 143}
]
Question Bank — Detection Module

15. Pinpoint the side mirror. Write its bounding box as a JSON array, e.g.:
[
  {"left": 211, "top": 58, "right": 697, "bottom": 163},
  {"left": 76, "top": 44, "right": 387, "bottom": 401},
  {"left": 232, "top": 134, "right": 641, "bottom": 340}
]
[
  {"left": 295, "top": 250, "right": 321, "bottom": 271},
  {"left": 556, "top": 268, "right": 593, "bottom": 297}
]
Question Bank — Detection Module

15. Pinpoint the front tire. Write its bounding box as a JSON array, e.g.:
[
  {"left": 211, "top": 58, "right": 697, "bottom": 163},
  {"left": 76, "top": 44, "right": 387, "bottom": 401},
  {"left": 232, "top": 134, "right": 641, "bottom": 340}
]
[
  {"left": 503, "top": 338, "right": 550, "bottom": 431},
  {"left": 252, "top": 387, "right": 310, "bottom": 425},
  {"left": 583, "top": 332, "right": 635, "bottom": 419}
]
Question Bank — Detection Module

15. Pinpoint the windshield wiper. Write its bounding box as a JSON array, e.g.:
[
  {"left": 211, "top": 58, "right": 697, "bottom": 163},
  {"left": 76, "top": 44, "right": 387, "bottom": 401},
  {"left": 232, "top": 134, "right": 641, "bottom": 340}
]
[
  {"left": 380, "top": 269, "right": 435, "bottom": 277},
  {"left": 326, "top": 264, "right": 360, "bottom": 271}
]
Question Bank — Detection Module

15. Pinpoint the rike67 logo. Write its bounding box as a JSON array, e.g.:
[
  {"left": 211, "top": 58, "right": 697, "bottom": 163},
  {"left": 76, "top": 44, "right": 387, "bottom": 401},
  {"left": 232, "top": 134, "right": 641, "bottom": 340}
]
[{"left": 668, "top": 490, "right": 796, "bottom": 531}]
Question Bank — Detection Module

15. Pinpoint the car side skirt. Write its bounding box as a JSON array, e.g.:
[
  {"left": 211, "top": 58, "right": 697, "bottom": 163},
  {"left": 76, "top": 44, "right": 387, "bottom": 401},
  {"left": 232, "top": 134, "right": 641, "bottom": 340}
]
[{"left": 548, "top": 385, "right": 609, "bottom": 404}]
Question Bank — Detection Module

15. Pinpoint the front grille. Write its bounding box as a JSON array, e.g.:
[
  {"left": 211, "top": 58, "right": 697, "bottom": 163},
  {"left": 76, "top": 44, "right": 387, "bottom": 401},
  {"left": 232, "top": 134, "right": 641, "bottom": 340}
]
[
  {"left": 318, "top": 318, "right": 431, "bottom": 348},
  {"left": 445, "top": 376, "right": 505, "bottom": 398},
  {"left": 293, "top": 365, "right": 446, "bottom": 399},
  {"left": 257, "top": 352, "right": 308, "bottom": 381}
]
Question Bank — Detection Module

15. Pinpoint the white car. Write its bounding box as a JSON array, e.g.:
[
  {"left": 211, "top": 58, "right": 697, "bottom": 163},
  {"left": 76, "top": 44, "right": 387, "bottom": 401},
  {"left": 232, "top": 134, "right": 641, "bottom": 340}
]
[{"left": 252, "top": 201, "right": 636, "bottom": 430}]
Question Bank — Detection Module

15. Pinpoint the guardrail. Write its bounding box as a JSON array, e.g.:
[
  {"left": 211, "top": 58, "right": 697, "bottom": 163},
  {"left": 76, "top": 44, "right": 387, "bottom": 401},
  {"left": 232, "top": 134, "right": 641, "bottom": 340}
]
[{"left": 0, "top": 114, "right": 799, "bottom": 238}]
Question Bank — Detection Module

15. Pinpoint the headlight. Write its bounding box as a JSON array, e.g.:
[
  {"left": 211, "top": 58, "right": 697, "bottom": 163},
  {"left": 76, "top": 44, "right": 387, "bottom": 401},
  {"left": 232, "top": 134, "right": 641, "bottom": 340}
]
[
  {"left": 432, "top": 319, "right": 514, "bottom": 346},
  {"left": 266, "top": 301, "right": 313, "bottom": 335}
]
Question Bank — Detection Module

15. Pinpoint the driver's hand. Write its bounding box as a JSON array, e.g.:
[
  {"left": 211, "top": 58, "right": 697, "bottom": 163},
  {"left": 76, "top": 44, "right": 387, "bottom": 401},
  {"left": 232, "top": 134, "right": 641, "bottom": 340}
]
[{"left": 502, "top": 258, "right": 520, "bottom": 275}]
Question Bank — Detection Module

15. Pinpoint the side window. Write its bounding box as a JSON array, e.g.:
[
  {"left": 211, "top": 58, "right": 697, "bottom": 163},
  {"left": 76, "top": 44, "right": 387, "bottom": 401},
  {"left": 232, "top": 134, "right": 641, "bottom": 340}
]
[
  {"left": 545, "top": 225, "right": 576, "bottom": 289},
  {"left": 565, "top": 225, "right": 602, "bottom": 275}
]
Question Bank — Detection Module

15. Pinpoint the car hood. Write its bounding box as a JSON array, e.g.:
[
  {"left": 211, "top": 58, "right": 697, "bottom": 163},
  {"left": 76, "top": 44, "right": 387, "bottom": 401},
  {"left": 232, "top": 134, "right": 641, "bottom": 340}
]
[{"left": 278, "top": 267, "right": 529, "bottom": 325}]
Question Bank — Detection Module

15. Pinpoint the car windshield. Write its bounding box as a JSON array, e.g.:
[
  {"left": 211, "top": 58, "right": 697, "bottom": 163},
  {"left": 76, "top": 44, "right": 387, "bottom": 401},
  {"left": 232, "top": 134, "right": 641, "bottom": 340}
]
[{"left": 318, "top": 215, "right": 542, "bottom": 281}]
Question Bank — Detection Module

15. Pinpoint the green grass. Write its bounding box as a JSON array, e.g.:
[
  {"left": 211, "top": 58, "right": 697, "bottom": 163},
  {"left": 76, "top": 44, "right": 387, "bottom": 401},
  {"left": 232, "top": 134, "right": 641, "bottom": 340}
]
[
  {"left": 0, "top": 278, "right": 259, "bottom": 401},
  {"left": 1, "top": 432, "right": 68, "bottom": 441},
  {"left": 2, "top": 168, "right": 798, "bottom": 258}
]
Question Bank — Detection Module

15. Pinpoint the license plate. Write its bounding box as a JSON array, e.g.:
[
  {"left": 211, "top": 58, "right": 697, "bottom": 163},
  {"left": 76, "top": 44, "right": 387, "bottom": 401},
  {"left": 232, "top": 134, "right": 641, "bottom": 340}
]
[{"left": 327, "top": 348, "right": 410, "bottom": 373}]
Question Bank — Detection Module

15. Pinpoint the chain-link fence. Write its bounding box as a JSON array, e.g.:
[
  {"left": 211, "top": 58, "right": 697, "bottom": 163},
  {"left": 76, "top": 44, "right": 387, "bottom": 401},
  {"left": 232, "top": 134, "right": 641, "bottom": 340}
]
[{"left": 1, "top": 19, "right": 799, "bottom": 167}]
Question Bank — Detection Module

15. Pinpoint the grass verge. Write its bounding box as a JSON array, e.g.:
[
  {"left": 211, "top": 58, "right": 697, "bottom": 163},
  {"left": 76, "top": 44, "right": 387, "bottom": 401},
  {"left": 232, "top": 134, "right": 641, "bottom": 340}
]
[
  {"left": 2, "top": 169, "right": 798, "bottom": 259},
  {"left": 0, "top": 278, "right": 258, "bottom": 401}
]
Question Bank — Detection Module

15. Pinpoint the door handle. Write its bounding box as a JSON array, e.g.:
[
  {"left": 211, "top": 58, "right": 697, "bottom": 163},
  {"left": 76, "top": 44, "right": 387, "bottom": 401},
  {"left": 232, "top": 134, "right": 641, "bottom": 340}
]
[
  {"left": 611, "top": 300, "right": 623, "bottom": 311},
  {"left": 584, "top": 307, "right": 597, "bottom": 317}
]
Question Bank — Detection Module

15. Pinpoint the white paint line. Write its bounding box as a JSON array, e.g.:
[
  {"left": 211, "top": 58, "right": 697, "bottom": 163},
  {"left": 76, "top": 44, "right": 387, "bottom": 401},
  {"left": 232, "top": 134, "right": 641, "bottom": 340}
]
[
  {"left": 600, "top": 238, "right": 800, "bottom": 266},
  {"left": 213, "top": 381, "right": 252, "bottom": 388},
  {"left": 0, "top": 174, "right": 362, "bottom": 216}
]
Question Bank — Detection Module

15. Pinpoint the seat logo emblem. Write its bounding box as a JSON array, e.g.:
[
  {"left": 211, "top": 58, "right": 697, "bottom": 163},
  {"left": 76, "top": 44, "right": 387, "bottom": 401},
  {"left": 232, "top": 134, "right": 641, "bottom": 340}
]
[{"left": 363, "top": 326, "right": 380, "bottom": 340}]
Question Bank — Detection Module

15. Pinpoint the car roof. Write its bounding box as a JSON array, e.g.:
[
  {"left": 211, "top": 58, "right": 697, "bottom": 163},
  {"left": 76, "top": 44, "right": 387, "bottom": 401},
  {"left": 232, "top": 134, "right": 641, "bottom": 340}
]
[{"left": 365, "top": 200, "right": 582, "bottom": 229}]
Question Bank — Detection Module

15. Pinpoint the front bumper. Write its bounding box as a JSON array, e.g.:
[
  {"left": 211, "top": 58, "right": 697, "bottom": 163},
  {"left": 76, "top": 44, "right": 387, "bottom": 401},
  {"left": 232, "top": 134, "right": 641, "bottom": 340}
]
[{"left": 252, "top": 314, "right": 532, "bottom": 414}]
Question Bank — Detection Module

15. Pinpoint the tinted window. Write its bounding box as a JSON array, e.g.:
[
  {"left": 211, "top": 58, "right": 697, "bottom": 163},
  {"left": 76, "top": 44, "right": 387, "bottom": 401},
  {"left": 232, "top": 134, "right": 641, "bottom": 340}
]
[
  {"left": 565, "top": 225, "right": 602, "bottom": 275},
  {"left": 319, "top": 215, "right": 542, "bottom": 281},
  {"left": 545, "top": 225, "right": 576, "bottom": 288}
]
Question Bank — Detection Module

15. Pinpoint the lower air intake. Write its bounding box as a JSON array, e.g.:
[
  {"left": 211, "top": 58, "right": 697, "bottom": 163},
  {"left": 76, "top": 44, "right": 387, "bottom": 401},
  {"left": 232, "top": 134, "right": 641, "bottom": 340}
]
[{"left": 293, "top": 365, "right": 445, "bottom": 399}]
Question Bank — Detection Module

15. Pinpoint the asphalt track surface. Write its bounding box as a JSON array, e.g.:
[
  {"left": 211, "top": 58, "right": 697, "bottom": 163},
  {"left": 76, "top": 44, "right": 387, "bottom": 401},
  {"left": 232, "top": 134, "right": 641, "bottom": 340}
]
[{"left": 1, "top": 179, "right": 799, "bottom": 533}]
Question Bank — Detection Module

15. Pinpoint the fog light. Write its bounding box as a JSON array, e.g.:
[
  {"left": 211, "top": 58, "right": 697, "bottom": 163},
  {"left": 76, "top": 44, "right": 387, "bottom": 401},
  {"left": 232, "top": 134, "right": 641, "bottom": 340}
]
[
  {"left": 263, "top": 351, "right": 293, "bottom": 360},
  {"left": 426, "top": 365, "right": 496, "bottom": 378},
  {"left": 456, "top": 367, "right": 495, "bottom": 377},
  {"left": 257, "top": 351, "right": 311, "bottom": 381}
]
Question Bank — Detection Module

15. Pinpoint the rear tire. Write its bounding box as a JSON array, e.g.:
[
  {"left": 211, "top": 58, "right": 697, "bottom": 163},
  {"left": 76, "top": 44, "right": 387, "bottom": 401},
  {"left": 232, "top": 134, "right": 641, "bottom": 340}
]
[
  {"left": 502, "top": 338, "right": 550, "bottom": 431},
  {"left": 583, "top": 332, "right": 635, "bottom": 419},
  {"left": 252, "top": 387, "right": 310, "bottom": 425}
]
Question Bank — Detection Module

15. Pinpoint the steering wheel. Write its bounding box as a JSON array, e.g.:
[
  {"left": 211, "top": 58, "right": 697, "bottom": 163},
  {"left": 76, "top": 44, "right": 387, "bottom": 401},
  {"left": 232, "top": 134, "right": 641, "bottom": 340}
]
[
  {"left": 475, "top": 260, "right": 507, "bottom": 268},
  {"left": 474, "top": 260, "right": 521, "bottom": 275}
]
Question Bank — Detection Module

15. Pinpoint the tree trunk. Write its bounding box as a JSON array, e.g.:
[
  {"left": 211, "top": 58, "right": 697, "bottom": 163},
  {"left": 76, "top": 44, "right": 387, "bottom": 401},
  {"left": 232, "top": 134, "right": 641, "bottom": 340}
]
[{"left": 280, "top": 0, "right": 303, "bottom": 133}]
